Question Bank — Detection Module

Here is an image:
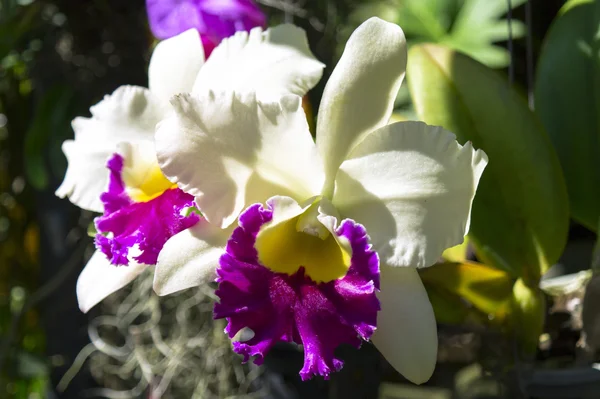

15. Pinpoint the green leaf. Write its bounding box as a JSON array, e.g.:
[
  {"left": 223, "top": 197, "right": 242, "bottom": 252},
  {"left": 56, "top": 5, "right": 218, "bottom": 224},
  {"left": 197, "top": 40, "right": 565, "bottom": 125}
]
[
  {"left": 534, "top": 0, "right": 600, "bottom": 231},
  {"left": 446, "top": 0, "right": 526, "bottom": 68},
  {"left": 442, "top": 238, "right": 470, "bottom": 263},
  {"left": 397, "top": 0, "right": 454, "bottom": 41},
  {"left": 24, "top": 86, "right": 74, "bottom": 190},
  {"left": 451, "top": 0, "right": 527, "bottom": 39},
  {"left": 424, "top": 284, "right": 472, "bottom": 325},
  {"left": 510, "top": 278, "right": 545, "bottom": 354},
  {"left": 407, "top": 44, "right": 569, "bottom": 281},
  {"left": 87, "top": 221, "right": 98, "bottom": 238},
  {"left": 344, "top": 0, "right": 525, "bottom": 69},
  {"left": 420, "top": 261, "right": 513, "bottom": 318}
]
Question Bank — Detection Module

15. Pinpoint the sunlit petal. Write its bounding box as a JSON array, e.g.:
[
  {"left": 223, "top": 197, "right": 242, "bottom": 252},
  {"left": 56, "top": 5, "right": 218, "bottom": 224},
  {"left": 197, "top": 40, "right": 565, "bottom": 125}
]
[
  {"left": 148, "top": 29, "right": 205, "bottom": 99},
  {"left": 193, "top": 24, "right": 324, "bottom": 97},
  {"left": 334, "top": 121, "right": 488, "bottom": 268},
  {"left": 76, "top": 250, "right": 147, "bottom": 313},
  {"left": 153, "top": 221, "right": 231, "bottom": 295},
  {"left": 316, "top": 17, "right": 407, "bottom": 193},
  {"left": 156, "top": 91, "right": 324, "bottom": 228},
  {"left": 372, "top": 266, "right": 437, "bottom": 384}
]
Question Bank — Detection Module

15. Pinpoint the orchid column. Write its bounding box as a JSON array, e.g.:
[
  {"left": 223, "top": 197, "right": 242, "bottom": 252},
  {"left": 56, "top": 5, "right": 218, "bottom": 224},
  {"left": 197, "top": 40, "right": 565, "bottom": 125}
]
[{"left": 154, "top": 18, "right": 488, "bottom": 384}]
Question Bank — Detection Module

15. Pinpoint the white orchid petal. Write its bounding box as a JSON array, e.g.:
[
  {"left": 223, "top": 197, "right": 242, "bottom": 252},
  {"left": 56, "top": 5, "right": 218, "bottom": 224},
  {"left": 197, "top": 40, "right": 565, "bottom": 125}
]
[
  {"left": 154, "top": 221, "right": 230, "bottom": 296},
  {"left": 55, "top": 139, "right": 111, "bottom": 213},
  {"left": 334, "top": 121, "right": 488, "bottom": 268},
  {"left": 316, "top": 17, "right": 407, "bottom": 192},
  {"left": 193, "top": 24, "right": 324, "bottom": 97},
  {"left": 373, "top": 266, "right": 437, "bottom": 384},
  {"left": 56, "top": 86, "right": 166, "bottom": 212},
  {"left": 148, "top": 29, "right": 205, "bottom": 99},
  {"left": 77, "top": 250, "right": 147, "bottom": 313},
  {"left": 156, "top": 91, "right": 324, "bottom": 228}
]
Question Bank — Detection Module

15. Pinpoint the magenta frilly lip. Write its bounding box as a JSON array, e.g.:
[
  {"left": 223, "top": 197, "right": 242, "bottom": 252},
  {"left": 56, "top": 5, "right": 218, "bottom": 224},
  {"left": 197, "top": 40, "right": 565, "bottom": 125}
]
[
  {"left": 213, "top": 200, "right": 380, "bottom": 380},
  {"left": 94, "top": 153, "right": 200, "bottom": 266}
]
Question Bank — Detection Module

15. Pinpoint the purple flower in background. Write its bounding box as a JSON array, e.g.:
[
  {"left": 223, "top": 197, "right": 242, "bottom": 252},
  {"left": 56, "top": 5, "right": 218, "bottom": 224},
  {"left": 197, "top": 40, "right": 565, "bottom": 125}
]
[{"left": 146, "top": 0, "right": 266, "bottom": 56}]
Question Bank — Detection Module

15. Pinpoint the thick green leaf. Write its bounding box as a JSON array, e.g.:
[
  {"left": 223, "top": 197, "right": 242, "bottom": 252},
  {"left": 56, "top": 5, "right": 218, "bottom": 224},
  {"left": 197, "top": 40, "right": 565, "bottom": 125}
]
[
  {"left": 408, "top": 44, "right": 569, "bottom": 281},
  {"left": 420, "top": 261, "right": 513, "bottom": 318},
  {"left": 534, "top": 0, "right": 600, "bottom": 231},
  {"left": 424, "top": 284, "right": 472, "bottom": 325}
]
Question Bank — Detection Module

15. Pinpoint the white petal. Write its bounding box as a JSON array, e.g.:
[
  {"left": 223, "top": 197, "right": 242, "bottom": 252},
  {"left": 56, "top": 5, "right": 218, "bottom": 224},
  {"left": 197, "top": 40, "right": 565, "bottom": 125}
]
[
  {"left": 372, "top": 266, "right": 437, "bottom": 384},
  {"left": 76, "top": 250, "right": 147, "bottom": 313},
  {"left": 55, "top": 139, "right": 111, "bottom": 213},
  {"left": 55, "top": 86, "right": 166, "bottom": 212},
  {"left": 153, "top": 221, "right": 231, "bottom": 296},
  {"left": 156, "top": 91, "right": 324, "bottom": 228},
  {"left": 316, "top": 17, "right": 407, "bottom": 193},
  {"left": 148, "top": 29, "right": 205, "bottom": 100},
  {"left": 334, "top": 121, "right": 488, "bottom": 268},
  {"left": 192, "top": 24, "right": 324, "bottom": 97}
]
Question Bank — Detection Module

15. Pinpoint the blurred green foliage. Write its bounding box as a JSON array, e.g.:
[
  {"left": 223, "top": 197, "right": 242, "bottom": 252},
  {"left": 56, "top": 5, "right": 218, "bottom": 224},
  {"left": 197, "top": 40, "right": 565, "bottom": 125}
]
[
  {"left": 343, "top": 0, "right": 526, "bottom": 67},
  {"left": 339, "top": 0, "right": 527, "bottom": 118},
  {"left": 0, "top": 0, "right": 50, "bottom": 396},
  {"left": 535, "top": 0, "right": 600, "bottom": 232}
]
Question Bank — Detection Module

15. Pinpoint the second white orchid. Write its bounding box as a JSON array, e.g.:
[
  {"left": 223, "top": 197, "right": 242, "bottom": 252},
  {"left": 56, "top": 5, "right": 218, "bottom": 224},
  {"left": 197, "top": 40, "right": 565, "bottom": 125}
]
[{"left": 55, "top": 25, "right": 324, "bottom": 312}]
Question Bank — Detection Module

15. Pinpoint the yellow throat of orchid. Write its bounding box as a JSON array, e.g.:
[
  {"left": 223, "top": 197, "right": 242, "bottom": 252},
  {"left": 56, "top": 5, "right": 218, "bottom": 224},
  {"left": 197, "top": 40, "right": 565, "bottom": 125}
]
[
  {"left": 255, "top": 200, "right": 351, "bottom": 283},
  {"left": 122, "top": 160, "right": 177, "bottom": 203}
]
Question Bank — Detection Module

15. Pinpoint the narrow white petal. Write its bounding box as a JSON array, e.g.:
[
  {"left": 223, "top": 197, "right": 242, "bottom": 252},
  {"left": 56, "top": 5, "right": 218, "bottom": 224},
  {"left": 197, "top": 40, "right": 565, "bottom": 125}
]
[
  {"left": 316, "top": 17, "right": 407, "bottom": 192},
  {"left": 153, "top": 221, "right": 231, "bottom": 296},
  {"left": 193, "top": 24, "right": 324, "bottom": 97},
  {"left": 56, "top": 86, "right": 166, "bottom": 212},
  {"left": 76, "top": 250, "right": 147, "bottom": 313},
  {"left": 156, "top": 91, "right": 324, "bottom": 228},
  {"left": 334, "top": 121, "right": 488, "bottom": 268},
  {"left": 148, "top": 29, "right": 205, "bottom": 100},
  {"left": 372, "top": 266, "right": 437, "bottom": 384}
]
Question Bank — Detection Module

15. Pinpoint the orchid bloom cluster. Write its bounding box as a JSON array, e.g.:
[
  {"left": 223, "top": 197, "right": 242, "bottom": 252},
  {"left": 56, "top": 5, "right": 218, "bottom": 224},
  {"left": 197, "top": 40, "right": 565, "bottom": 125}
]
[{"left": 57, "top": 16, "right": 487, "bottom": 384}]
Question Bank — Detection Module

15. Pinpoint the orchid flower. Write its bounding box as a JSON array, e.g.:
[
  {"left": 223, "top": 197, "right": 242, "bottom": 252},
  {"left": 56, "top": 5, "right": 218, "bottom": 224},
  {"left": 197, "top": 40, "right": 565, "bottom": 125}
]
[
  {"left": 55, "top": 26, "right": 324, "bottom": 313},
  {"left": 146, "top": 0, "right": 266, "bottom": 56},
  {"left": 154, "top": 18, "right": 488, "bottom": 383}
]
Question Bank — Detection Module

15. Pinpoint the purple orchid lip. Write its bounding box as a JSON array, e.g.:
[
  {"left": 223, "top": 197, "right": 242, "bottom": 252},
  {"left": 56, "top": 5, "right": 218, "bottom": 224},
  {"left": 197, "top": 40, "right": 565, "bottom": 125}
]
[
  {"left": 145, "top": 0, "right": 266, "bottom": 56},
  {"left": 95, "top": 153, "right": 200, "bottom": 266},
  {"left": 214, "top": 201, "right": 380, "bottom": 380}
]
